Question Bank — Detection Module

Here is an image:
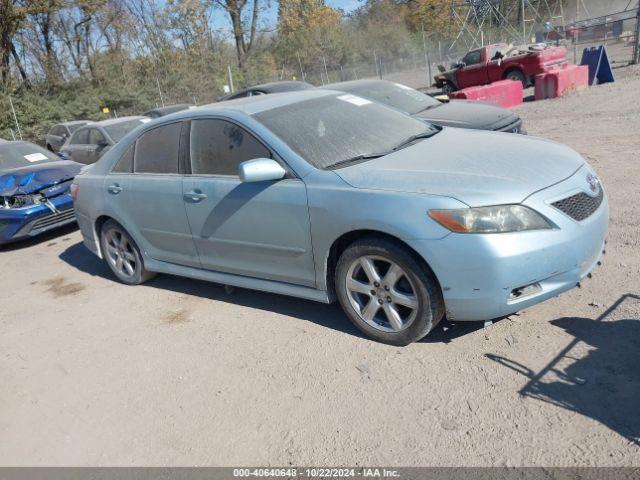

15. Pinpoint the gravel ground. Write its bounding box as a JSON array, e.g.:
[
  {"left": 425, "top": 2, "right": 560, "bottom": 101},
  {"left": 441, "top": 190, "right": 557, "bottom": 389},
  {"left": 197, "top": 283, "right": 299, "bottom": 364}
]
[{"left": 1, "top": 66, "right": 639, "bottom": 466}]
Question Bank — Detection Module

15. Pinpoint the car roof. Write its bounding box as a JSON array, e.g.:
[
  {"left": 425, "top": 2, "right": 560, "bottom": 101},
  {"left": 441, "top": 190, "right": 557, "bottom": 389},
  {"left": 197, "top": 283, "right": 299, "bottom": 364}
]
[
  {"left": 84, "top": 116, "right": 148, "bottom": 127},
  {"left": 143, "top": 104, "right": 193, "bottom": 116},
  {"left": 57, "top": 120, "right": 92, "bottom": 127},
  {"left": 194, "top": 89, "right": 338, "bottom": 117},
  {"left": 220, "top": 81, "right": 313, "bottom": 101},
  {"left": 322, "top": 79, "right": 394, "bottom": 91},
  {"left": 249, "top": 81, "right": 313, "bottom": 93}
]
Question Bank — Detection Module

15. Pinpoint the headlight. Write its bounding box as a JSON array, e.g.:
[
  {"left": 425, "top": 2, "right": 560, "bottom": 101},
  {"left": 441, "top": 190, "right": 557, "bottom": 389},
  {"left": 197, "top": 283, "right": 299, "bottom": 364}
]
[{"left": 428, "top": 205, "right": 552, "bottom": 233}]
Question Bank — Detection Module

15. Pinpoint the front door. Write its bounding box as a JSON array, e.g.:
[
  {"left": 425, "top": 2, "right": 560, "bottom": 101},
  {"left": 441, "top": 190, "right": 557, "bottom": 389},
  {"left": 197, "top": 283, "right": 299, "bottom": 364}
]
[
  {"left": 66, "top": 128, "right": 91, "bottom": 164},
  {"left": 457, "top": 49, "right": 487, "bottom": 88},
  {"left": 182, "top": 118, "right": 316, "bottom": 287},
  {"left": 119, "top": 121, "right": 199, "bottom": 267}
]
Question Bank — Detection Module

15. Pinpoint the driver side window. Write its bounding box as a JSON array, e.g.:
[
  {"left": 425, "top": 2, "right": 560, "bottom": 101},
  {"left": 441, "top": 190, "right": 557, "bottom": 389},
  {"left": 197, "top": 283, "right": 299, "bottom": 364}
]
[{"left": 463, "top": 50, "right": 482, "bottom": 66}]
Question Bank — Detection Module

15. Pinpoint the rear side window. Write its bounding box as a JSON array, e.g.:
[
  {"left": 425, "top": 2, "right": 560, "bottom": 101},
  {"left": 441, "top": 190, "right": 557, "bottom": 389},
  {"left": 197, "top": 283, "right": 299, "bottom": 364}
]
[
  {"left": 134, "top": 122, "right": 182, "bottom": 174},
  {"left": 189, "top": 119, "right": 271, "bottom": 176},
  {"left": 112, "top": 144, "right": 134, "bottom": 173},
  {"left": 70, "top": 129, "right": 89, "bottom": 145}
]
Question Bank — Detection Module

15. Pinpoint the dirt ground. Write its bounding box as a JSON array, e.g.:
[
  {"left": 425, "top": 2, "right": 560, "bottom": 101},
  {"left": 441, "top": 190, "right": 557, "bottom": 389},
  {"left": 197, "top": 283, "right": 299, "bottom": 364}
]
[{"left": 1, "top": 66, "right": 639, "bottom": 467}]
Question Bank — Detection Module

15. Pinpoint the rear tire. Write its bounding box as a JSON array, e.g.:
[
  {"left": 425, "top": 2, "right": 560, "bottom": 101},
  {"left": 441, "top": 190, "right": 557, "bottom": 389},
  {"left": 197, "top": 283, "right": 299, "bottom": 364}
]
[
  {"left": 335, "top": 237, "right": 444, "bottom": 346},
  {"left": 99, "top": 220, "right": 155, "bottom": 285},
  {"left": 505, "top": 69, "right": 527, "bottom": 88}
]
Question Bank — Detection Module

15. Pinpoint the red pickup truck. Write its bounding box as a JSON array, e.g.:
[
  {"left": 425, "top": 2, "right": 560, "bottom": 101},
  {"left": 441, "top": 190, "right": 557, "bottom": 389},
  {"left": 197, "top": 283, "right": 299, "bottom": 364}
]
[{"left": 434, "top": 43, "right": 568, "bottom": 93}]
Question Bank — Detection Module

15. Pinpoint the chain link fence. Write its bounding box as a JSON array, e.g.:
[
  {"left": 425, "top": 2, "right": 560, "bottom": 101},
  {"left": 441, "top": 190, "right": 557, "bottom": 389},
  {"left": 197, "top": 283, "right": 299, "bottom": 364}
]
[{"left": 559, "top": 6, "right": 640, "bottom": 66}]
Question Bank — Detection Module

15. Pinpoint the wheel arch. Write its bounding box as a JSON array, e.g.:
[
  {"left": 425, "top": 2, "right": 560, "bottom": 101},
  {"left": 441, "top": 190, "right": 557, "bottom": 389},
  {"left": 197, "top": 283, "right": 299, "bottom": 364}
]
[
  {"left": 324, "top": 229, "right": 444, "bottom": 302},
  {"left": 503, "top": 66, "right": 526, "bottom": 80}
]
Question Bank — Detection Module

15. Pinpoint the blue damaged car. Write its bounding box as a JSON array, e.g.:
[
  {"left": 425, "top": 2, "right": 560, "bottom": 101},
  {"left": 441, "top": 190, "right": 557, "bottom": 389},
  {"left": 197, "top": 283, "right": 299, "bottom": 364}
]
[{"left": 0, "top": 141, "right": 81, "bottom": 245}]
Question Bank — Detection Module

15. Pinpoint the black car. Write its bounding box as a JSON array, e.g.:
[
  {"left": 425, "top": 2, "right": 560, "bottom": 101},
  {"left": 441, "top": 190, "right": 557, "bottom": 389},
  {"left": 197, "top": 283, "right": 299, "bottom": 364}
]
[
  {"left": 219, "top": 81, "right": 313, "bottom": 101},
  {"left": 143, "top": 104, "right": 194, "bottom": 119},
  {"left": 322, "top": 79, "right": 526, "bottom": 134}
]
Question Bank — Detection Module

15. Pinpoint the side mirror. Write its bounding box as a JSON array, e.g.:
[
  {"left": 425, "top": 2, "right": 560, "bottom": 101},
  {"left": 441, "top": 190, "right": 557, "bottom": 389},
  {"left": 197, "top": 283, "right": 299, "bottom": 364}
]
[{"left": 239, "top": 158, "right": 286, "bottom": 183}]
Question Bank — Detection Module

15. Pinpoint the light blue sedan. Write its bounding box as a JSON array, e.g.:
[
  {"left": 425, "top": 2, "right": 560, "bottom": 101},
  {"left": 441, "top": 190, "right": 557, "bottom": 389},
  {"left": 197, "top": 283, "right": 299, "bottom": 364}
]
[{"left": 72, "top": 90, "right": 608, "bottom": 345}]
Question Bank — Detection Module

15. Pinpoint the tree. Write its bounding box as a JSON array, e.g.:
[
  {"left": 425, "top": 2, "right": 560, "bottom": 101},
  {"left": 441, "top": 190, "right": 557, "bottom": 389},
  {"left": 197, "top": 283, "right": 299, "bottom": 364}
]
[
  {"left": 214, "top": 0, "right": 260, "bottom": 70},
  {"left": 277, "top": 0, "right": 344, "bottom": 79},
  {"left": 0, "top": 0, "right": 28, "bottom": 88}
]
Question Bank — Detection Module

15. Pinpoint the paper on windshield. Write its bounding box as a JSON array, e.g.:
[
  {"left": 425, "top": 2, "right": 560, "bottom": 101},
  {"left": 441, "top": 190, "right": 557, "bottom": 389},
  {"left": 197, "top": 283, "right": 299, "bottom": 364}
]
[
  {"left": 337, "top": 94, "right": 372, "bottom": 106},
  {"left": 24, "top": 153, "right": 49, "bottom": 162}
]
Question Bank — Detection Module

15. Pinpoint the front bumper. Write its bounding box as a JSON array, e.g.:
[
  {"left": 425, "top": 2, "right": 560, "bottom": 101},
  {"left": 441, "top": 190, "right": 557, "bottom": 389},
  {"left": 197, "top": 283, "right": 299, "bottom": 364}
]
[
  {"left": 0, "top": 194, "right": 76, "bottom": 244},
  {"left": 410, "top": 169, "right": 608, "bottom": 321}
]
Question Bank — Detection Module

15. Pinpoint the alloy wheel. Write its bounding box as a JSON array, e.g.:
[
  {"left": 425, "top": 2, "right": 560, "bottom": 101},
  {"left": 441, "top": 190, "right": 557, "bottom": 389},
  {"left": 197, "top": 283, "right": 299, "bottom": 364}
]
[
  {"left": 104, "top": 228, "right": 137, "bottom": 279},
  {"left": 345, "top": 255, "right": 419, "bottom": 333}
]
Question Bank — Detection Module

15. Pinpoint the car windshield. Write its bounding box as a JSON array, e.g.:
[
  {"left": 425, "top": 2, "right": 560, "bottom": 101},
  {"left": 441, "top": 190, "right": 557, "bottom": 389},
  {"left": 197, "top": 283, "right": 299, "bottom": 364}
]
[
  {"left": 0, "top": 143, "right": 60, "bottom": 170},
  {"left": 253, "top": 94, "right": 438, "bottom": 169},
  {"left": 104, "top": 119, "right": 146, "bottom": 142},
  {"left": 342, "top": 82, "right": 441, "bottom": 115}
]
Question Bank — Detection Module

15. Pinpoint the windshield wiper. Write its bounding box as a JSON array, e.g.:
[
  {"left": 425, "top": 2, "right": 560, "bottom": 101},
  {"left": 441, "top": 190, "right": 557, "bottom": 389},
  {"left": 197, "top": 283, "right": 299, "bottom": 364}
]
[
  {"left": 327, "top": 129, "right": 439, "bottom": 170},
  {"left": 414, "top": 103, "right": 440, "bottom": 114},
  {"left": 391, "top": 129, "right": 439, "bottom": 151},
  {"left": 327, "top": 152, "right": 388, "bottom": 170}
]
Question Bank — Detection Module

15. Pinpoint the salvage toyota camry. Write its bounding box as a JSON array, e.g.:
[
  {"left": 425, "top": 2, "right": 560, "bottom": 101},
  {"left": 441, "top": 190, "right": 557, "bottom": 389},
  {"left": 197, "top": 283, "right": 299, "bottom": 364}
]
[
  {"left": 72, "top": 90, "right": 608, "bottom": 345},
  {"left": 1, "top": 141, "right": 81, "bottom": 245}
]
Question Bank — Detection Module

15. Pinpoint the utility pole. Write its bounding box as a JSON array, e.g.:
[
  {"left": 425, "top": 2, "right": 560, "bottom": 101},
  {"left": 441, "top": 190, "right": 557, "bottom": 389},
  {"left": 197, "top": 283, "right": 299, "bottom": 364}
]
[
  {"left": 8, "top": 97, "right": 22, "bottom": 140},
  {"left": 227, "top": 65, "right": 235, "bottom": 93},
  {"left": 421, "top": 23, "right": 432, "bottom": 88},
  {"left": 522, "top": 0, "right": 526, "bottom": 44},
  {"left": 156, "top": 77, "right": 165, "bottom": 108},
  {"left": 322, "top": 55, "right": 329, "bottom": 84},
  {"left": 633, "top": 2, "right": 640, "bottom": 64}
]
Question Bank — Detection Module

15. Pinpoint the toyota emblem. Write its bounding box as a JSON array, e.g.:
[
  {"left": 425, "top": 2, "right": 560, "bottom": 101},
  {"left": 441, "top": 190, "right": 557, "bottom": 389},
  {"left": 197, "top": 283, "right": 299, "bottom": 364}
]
[{"left": 587, "top": 173, "right": 600, "bottom": 194}]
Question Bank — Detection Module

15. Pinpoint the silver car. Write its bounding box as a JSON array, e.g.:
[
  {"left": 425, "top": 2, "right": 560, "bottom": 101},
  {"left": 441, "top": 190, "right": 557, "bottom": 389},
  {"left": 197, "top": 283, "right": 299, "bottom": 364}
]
[
  {"left": 72, "top": 90, "right": 608, "bottom": 345},
  {"left": 46, "top": 120, "right": 92, "bottom": 153},
  {"left": 60, "top": 116, "right": 149, "bottom": 165}
]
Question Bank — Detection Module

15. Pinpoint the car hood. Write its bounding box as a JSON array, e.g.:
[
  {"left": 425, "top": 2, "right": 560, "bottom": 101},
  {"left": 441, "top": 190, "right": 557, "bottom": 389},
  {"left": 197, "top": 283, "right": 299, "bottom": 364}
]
[
  {"left": 333, "top": 128, "right": 585, "bottom": 207},
  {"left": 416, "top": 100, "right": 519, "bottom": 131},
  {"left": 0, "top": 161, "right": 82, "bottom": 197}
]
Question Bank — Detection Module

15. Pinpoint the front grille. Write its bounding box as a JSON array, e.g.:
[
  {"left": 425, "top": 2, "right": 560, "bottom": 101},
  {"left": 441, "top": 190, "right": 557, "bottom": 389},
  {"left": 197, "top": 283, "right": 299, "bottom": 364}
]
[
  {"left": 552, "top": 189, "right": 604, "bottom": 221},
  {"left": 30, "top": 208, "right": 76, "bottom": 232}
]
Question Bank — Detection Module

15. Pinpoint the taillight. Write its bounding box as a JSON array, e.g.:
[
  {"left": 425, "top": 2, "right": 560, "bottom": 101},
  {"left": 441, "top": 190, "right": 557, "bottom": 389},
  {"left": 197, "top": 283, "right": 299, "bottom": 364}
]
[{"left": 70, "top": 183, "right": 79, "bottom": 201}]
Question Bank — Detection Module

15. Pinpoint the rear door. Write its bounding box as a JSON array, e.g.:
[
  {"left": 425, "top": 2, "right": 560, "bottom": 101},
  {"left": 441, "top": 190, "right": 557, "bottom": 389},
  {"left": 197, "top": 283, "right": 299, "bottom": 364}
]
[
  {"left": 87, "top": 128, "right": 111, "bottom": 164},
  {"left": 114, "top": 121, "right": 199, "bottom": 267},
  {"left": 182, "top": 118, "right": 316, "bottom": 286},
  {"left": 48, "top": 126, "right": 65, "bottom": 151}
]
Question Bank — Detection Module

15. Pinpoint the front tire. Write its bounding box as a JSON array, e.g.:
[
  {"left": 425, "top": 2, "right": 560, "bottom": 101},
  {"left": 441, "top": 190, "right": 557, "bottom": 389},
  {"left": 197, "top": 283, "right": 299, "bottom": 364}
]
[
  {"left": 100, "top": 220, "right": 155, "bottom": 285},
  {"left": 441, "top": 81, "right": 456, "bottom": 95},
  {"left": 335, "top": 237, "right": 444, "bottom": 346}
]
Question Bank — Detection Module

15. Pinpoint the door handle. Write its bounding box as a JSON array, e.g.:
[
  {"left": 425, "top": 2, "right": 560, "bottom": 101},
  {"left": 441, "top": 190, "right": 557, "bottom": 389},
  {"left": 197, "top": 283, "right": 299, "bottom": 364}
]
[
  {"left": 108, "top": 184, "right": 123, "bottom": 195},
  {"left": 183, "top": 190, "right": 207, "bottom": 203}
]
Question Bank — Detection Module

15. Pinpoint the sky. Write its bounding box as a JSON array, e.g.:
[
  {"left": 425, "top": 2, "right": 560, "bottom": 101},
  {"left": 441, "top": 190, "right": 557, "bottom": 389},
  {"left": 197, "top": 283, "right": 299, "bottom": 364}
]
[{"left": 211, "top": 0, "right": 362, "bottom": 31}]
